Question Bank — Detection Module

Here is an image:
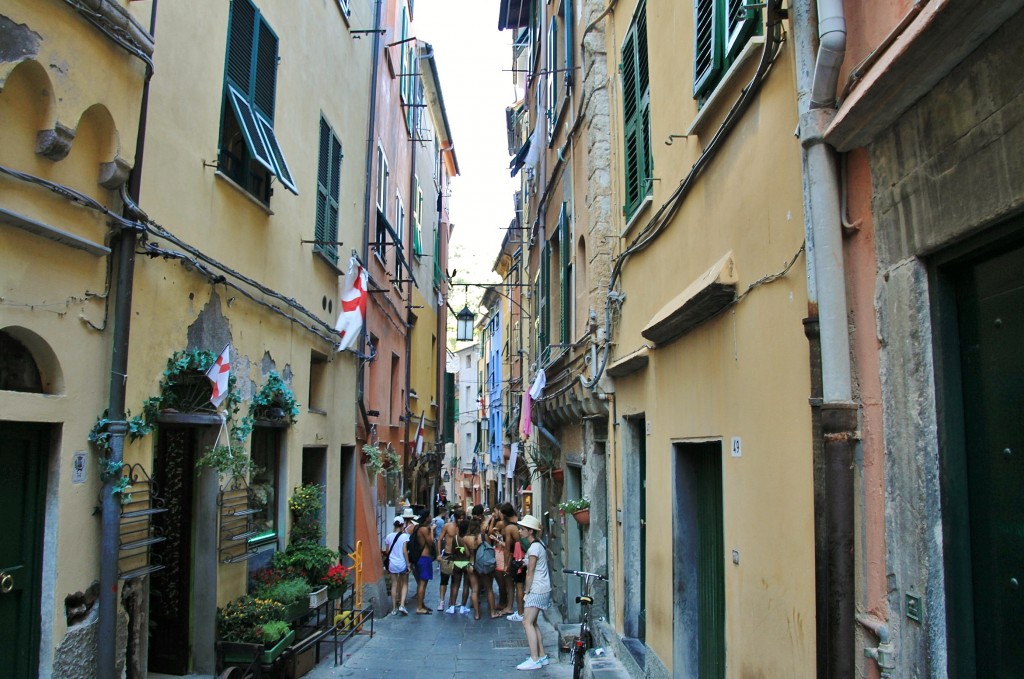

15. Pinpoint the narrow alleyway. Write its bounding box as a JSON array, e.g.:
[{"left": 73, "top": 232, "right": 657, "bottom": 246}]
[{"left": 305, "top": 572, "right": 574, "bottom": 678}]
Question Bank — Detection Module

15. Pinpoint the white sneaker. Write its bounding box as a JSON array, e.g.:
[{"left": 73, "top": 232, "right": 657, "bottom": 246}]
[
  {"left": 460, "top": 606, "right": 472, "bottom": 615},
  {"left": 538, "top": 655, "right": 550, "bottom": 666},
  {"left": 445, "top": 605, "right": 457, "bottom": 614},
  {"left": 437, "top": 603, "right": 445, "bottom": 611},
  {"left": 507, "top": 612, "right": 523, "bottom": 622},
  {"left": 516, "top": 658, "right": 543, "bottom": 671}
]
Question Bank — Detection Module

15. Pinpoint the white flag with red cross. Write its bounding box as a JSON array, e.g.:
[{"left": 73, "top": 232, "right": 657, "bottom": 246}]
[
  {"left": 206, "top": 344, "right": 231, "bottom": 408},
  {"left": 414, "top": 412, "right": 425, "bottom": 457},
  {"left": 336, "top": 257, "right": 368, "bottom": 352}
]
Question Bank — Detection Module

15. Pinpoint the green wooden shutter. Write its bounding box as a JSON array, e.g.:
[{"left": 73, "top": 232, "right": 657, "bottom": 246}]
[
  {"left": 563, "top": 0, "right": 574, "bottom": 91},
  {"left": 226, "top": 0, "right": 256, "bottom": 94},
  {"left": 621, "top": 22, "right": 640, "bottom": 215},
  {"left": 315, "top": 118, "right": 330, "bottom": 258},
  {"left": 559, "top": 203, "right": 569, "bottom": 343},
  {"left": 693, "top": 0, "right": 720, "bottom": 97},
  {"left": 540, "top": 243, "right": 550, "bottom": 363},
  {"left": 253, "top": 19, "right": 277, "bottom": 120},
  {"left": 315, "top": 118, "right": 341, "bottom": 262},
  {"left": 725, "top": 0, "right": 757, "bottom": 59},
  {"left": 621, "top": 4, "right": 650, "bottom": 219},
  {"left": 547, "top": 17, "right": 557, "bottom": 140}
]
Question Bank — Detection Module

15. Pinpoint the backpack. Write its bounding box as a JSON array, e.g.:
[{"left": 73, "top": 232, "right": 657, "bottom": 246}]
[
  {"left": 475, "top": 539, "right": 496, "bottom": 574},
  {"left": 407, "top": 527, "right": 420, "bottom": 562}
]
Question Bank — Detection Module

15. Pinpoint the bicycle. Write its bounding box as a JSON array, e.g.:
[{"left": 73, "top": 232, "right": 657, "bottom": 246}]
[{"left": 563, "top": 568, "right": 607, "bottom": 679}]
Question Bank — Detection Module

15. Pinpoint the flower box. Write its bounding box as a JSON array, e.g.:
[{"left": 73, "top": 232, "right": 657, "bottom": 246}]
[
  {"left": 308, "top": 585, "right": 328, "bottom": 609},
  {"left": 260, "top": 629, "right": 295, "bottom": 664},
  {"left": 572, "top": 508, "right": 591, "bottom": 526},
  {"left": 327, "top": 585, "right": 345, "bottom": 601},
  {"left": 220, "top": 629, "right": 295, "bottom": 665},
  {"left": 285, "top": 600, "right": 310, "bottom": 621}
]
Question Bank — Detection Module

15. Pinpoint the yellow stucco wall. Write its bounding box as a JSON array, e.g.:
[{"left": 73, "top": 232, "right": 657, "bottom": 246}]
[
  {"left": 603, "top": 1, "right": 815, "bottom": 675},
  {"left": 123, "top": 0, "right": 371, "bottom": 610},
  {"left": 1, "top": 1, "right": 149, "bottom": 667}
]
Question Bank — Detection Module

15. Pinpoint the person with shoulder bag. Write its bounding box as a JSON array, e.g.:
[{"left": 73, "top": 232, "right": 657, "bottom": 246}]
[
  {"left": 382, "top": 517, "right": 410, "bottom": 615},
  {"left": 437, "top": 507, "right": 463, "bottom": 611},
  {"left": 514, "top": 515, "right": 552, "bottom": 671},
  {"left": 472, "top": 521, "right": 500, "bottom": 618}
]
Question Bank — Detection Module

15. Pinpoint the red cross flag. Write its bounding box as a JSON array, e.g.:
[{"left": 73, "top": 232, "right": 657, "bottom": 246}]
[
  {"left": 414, "top": 412, "right": 425, "bottom": 457},
  {"left": 206, "top": 344, "right": 231, "bottom": 408},
  {"left": 336, "top": 257, "right": 368, "bottom": 352}
]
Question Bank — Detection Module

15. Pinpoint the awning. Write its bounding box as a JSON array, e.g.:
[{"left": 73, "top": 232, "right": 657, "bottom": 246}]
[
  {"left": 509, "top": 137, "right": 531, "bottom": 177},
  {"left": 641, "top": 252, "right": 738, "bottom": 346},
  {"left": 498, "top": 0, "right": 531, "bottom": 30}
]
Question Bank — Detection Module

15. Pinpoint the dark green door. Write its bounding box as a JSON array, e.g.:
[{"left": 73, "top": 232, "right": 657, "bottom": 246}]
[
  {"left": 149, "top": 426, "right": 197, "bottom": 675},
  {"left": 953, "top": 241, "right": 1024, "bottom": 675},
  {"left": 0, "top": 423, "right": 48, "bottom": 679},
  {"left": 638, "top": 421, "right": 647, "bottom": 642}
]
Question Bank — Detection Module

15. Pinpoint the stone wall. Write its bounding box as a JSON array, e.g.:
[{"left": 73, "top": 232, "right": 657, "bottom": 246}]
[{"left": 868, "top": 9, "right": 1024, "bottom": 677}]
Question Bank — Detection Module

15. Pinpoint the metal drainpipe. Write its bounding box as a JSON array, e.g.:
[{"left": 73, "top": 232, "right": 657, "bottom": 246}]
[
  {"left": 99, "top": 2, "right": 157, "bottom": 676},
  {"left": 404, "top": 101, "right": 416, "bottom": 503},
  {"left": 358, "top": 0, "right": 384, "bottom": 438},
  {"left": 793, "top": 1, "right": 858, "bottom": 677}
]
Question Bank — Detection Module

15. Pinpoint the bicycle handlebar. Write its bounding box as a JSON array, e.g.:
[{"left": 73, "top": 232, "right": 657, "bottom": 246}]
[{"left": 563, "top": 568, "right": 608, "bottom": 581}]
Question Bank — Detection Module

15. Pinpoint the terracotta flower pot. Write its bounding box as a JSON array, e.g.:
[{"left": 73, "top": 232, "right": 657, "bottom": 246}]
[
  {"left": 571, "top": 508, "right": 590, "bottom": 526},
  {"left": 551, "top": 468, "right": 564, "bottom": 483}
]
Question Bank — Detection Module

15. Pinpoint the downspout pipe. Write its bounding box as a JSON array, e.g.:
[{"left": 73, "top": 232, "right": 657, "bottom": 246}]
[
  {"left": 100, "top": 2, "right": 157, "bottom": 676},
  {"left": 358, "top": 0, "right": 384, "bottom": 437},
  {"left": 795, "top": 1, "right": 857, "bottom": 678}
]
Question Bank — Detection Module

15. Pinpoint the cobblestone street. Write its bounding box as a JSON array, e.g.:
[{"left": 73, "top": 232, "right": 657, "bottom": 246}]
[{"left": 306, "top": 571, "right": 573, "bottom": 678}]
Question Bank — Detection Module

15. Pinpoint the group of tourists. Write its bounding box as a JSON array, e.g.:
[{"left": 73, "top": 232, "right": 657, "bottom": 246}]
[{"left": 381, "top": 502, "right": 553, "bottom": 671}]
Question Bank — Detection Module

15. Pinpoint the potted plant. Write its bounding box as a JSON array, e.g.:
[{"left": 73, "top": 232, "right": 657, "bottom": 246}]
[
  {"left": 362, "top": 443, "right": 400, "bottom": 478},
  {"left": 559, "top": 497, "right": 591, "bottom": 526},
  {"left": 322, "top": 563, "right": 351, "bottom": 602}
]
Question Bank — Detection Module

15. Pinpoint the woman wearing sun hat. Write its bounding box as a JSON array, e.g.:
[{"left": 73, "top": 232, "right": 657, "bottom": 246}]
[{"left": 515, "top": 515, "right": 552, "bottom": 670}]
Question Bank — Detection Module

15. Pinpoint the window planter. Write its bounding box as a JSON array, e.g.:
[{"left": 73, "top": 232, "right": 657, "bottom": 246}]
[
  {"left": 308, "top": 585, "right": 328, "bottom": 609},
  {"left": 285, "top": 599, "right": 310, "bottom": 621},
  {"left": 220, "top": 629, "right": 295, "bottom": 665},
  {"left": 327, "top": 585, "right": 345, "bottom": 601},
  {"left": 571, "top": 508, "right": 590, "bottom": 526}
]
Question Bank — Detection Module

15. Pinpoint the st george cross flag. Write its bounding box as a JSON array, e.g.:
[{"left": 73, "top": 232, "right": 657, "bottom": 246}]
[
  {"left": 414, "top": 412, "right": 425, "bottom": 457},
  {"left": 206, "top": 344, "right": 231, "bottom": 408},
  {"left": 336, "top": 257, "right": 368, "bottom": 352}
]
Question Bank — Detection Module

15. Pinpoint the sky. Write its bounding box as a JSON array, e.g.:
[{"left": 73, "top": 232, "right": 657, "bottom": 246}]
[{"left": 414, "top": 0, "right": 520, "bottom": 291}]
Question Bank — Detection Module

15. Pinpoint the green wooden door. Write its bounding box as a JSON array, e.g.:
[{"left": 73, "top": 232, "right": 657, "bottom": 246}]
[
  {"left": 0, "top": 423, "right": 47, "bottom": 679},
  {"left": 638, "top": 421, "right": 647, "bottom": 642},
  {"left": 695, "top": 443, "right": 724, "bottom": 679},
  {"left": 954, "top": 241, "right": 1024, "bottom": 675}
]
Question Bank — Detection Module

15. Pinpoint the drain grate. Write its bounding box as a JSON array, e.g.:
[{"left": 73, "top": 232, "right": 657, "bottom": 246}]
[{"left": 493, "top": 638, "right": 531, "bottom": 649}]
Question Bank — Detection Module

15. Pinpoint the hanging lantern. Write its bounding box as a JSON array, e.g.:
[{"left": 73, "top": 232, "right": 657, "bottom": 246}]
[{"left": 456, "top": 305, "right": 475, "bottom": 341}]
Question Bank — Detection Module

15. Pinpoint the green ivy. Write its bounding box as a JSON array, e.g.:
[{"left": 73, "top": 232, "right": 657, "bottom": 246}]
[{"left": 250, "top": 371, "right": 300, "bottom": 424}]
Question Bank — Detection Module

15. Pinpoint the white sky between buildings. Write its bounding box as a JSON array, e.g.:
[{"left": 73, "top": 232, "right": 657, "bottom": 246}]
[{"left": 415, "top": 0, "right": 521, "bottom": 299}]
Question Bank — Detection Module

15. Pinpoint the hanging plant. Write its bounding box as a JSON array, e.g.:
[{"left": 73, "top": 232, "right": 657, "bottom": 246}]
[
  {"left": 362, "top": 443, "right": 399, "bottom": 478},
  {"left": 250, "top": 371, "right": 300, "bottom": 423},
  {"left": 195, "top": 442, "right": 251, "bottom": 479}
]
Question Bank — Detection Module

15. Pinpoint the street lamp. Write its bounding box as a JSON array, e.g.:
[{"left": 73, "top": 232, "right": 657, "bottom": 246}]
[{"left": 456, "top": 305, "right": 475, "bottom": 341}]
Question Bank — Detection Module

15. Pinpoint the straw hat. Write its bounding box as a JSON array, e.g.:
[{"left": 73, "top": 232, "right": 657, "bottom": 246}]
[
  {"left": 401, "top": 507, "right": 417, "bottom": 519},
  {"left": 517, "top": 515, "right": 542, "bottom": 532}
]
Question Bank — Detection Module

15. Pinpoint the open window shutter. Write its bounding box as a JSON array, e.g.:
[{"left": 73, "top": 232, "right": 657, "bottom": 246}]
[
  {"left": 621, "top": 21, "right": 641, "bottom": 216},
  {"left": 636, "top": 5, "right": 651, "bottom": 200},
  {"left": 540, "top": 242, "right": 551, "bottom": 363},
  {"left": 547, "top": 17, "right": 557, "bottom": 140},
  {"left": 564, "top": 0, "right": 574, "bottom": 91},
  {"left": 253, "top": 19, "right": 278, "bottom": 121},
  {"left": 315, "top": 118, "right": 330, "bottom": 258},
  {"left": 226, "top": 0, "right": 256, "bottom": 94},
  {"left": 327, "top": 134, "right": 341, "bottom": 261},
  {"left": 559, "top": 203, "right": 570, "bottom": 343},
  {"left": 694, "top": 0, "right": 720, "bottom": 97},
  {"left": 725, "top": 0, "right": 757, "bottom": 59}
]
